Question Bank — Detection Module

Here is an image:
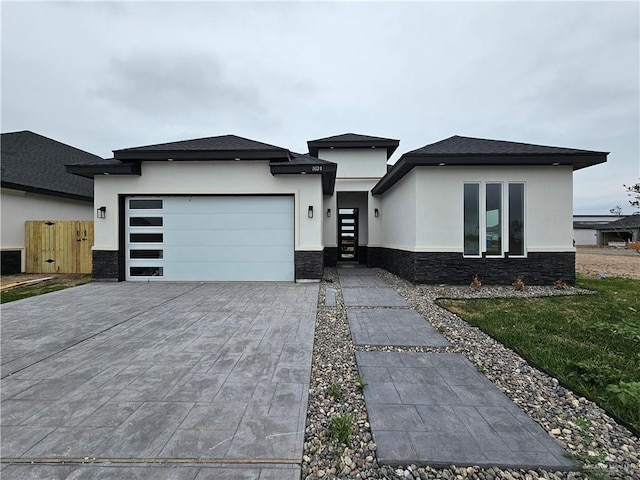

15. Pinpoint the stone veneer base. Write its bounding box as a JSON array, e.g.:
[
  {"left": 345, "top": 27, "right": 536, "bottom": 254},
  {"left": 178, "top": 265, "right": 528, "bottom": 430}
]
[
  {"left": 92, "top": 250, "right": 120, "bottom": 280},
  {"left": 295, "top": 250, "right": 324, "bottom": 280},
  {"left": 1, "top": 250, "right": 21, "bottom": 275},
  {"left": 368, "top": 247, "right": 575, "bottom": 286}
]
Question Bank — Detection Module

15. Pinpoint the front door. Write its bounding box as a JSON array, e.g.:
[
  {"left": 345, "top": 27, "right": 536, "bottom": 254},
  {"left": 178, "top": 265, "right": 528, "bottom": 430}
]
[{"left": 338, "top": 208, "right": 358, "bottom": 262}]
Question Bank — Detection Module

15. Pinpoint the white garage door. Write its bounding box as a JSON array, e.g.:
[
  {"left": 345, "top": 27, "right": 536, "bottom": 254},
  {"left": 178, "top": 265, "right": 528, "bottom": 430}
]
[{"left": 125, "top": 196, "right": 294, "bottom": 281}]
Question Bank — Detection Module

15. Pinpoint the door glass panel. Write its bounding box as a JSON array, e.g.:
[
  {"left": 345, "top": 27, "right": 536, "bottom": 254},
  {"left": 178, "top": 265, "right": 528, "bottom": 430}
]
[{"left": 130, "top": 217, "right": 163, "bottom": 227}]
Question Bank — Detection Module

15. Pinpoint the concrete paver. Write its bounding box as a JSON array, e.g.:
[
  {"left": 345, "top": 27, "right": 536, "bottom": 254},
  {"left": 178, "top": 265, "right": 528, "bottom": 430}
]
[
  {"left": 346, "top": 308, "right": 450, "bottom": 347},
  {"left": 356, "top": 351, "right": 574, "bottom": 470},
  {"left": 1, "top": 282, "right": 317, "bottom": 478}
]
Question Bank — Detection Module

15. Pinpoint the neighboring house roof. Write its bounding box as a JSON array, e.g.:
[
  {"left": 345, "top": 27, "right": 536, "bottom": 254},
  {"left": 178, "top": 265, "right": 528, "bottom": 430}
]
[
  {"left": 573, "top": 221, "right": 609, "bottom": 230},
  {"left": 307, "top": 133, "right": 400, "bottom": 159},
  {"left": 113, "top": 134, "right": 291, "bottom": 161},
  {"left": 1, "top": 130, "right": 97, "bottom": 202},
  {"left": 372, "top": 135, "right": 608, "bottom": 195},
  {"left": 66, "top": 137, "right": 338, "bottom": 195},
  {"left": 602, "top": 215, "right": 640, "bottom": 230}
]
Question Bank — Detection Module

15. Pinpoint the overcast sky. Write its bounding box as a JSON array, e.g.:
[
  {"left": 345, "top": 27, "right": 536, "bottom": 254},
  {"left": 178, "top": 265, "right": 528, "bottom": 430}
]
[{"left": 2, "top": 1, "right": 638, "bottom": 215}]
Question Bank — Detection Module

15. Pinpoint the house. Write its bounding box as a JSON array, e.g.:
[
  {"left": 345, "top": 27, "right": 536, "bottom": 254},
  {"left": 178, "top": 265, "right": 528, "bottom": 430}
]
[
  {"left": 574, "top": 215, "right": 640, "bottom": 247},
  {"left": 66, "top": 133, "right": 607, "bottom": 285},
  {"left": 1, "top": 131, "right": 98, "bottom": 274}
]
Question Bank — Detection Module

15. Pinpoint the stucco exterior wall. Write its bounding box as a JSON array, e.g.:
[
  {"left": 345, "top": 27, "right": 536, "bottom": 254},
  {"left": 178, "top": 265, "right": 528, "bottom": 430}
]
[
  {"left": 317, "top": 148, "right": 388, "bottom": 179},
  {"left": 93, "top": 161, "right": 323, "bottom": 252},
  {"left": 407, "top": 166, "right": 574, "bottom": 253},
  {"left": 378, "top": 170, "right": 417, "bottom": 249},
  {"left": 1, "top": 188, "right": 93, "bottom": 271}
]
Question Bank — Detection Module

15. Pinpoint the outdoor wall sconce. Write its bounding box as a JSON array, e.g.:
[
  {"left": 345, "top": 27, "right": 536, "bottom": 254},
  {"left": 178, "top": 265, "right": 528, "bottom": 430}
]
[
  {"left": 374, "top": 208, "right": 379, "bottom": 218},
  {"left": 97, "top": 206, "right": 107, "bottom": 219},
  {"left": 308, "top": 206, "right": 314, "bottom": 218},
  {"left": 327, "top": 208, "right": 331, "bottom": 218}
]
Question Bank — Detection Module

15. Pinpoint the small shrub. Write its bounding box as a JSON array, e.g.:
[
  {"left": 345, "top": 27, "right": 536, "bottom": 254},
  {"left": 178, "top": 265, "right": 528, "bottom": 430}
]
[
  {"left": 470, "top": 274, "right": 482, "bottom": 290},
  {"left": 330, "top": 412, "right": 354, "bottom": 447},
  {"left": 355, "top": 374, "right": 367, "bottom": 389},
  {"left": 512, "top": 276, "right": 525, "bottom": 291},
  {"left": 327, "top": 383, "right": 342, "bottom": 399},
  {"left": 555, "top": 279, "right": 569, "bottom": 290}
]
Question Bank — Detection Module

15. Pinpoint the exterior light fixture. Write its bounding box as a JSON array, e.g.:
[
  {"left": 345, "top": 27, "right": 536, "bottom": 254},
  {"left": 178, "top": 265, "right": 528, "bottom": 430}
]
[
  {"left": 308, "top": 206, "right": 314, "bottom": 218},
  {"left": 552, "top": 162, "right": 560, "bottom": 166},
  {"left": 327, "top": 208, "right": 331, "bottom": 218},
  {"left": 374, "top": 208, "right": 379, "bottom": 218},
  {"left": 438, "top": 162, "right": 446, "bottom": 166},
  {"left": 97, "top": 206, "right": 107, "bottom": 219}
]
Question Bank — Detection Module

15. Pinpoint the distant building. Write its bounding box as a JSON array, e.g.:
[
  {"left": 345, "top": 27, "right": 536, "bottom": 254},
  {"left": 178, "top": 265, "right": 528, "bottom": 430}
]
[{"left": 573, "top": 214, "right": 639, "bottom": 246}]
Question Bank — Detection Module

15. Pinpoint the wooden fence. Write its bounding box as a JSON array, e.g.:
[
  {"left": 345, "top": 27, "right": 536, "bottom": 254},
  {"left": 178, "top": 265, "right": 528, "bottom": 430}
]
[{"left": 25, "top": 220, "right": 94, "bottom": 273}]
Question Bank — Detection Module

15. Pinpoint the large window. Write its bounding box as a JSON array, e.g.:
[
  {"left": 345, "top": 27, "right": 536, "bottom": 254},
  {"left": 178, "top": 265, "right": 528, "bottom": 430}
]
[
  {"left": 508, "top": 183, "right": 525, "bottom": 256},
  {"left": 485, "top": 183, "right": 502, "bottom": 256},
  {"left": 463, "top": 184, "right": 480, "bottom": 256},
  {"left": 463, "top": 182, "right": 525, "bottom": 257}
]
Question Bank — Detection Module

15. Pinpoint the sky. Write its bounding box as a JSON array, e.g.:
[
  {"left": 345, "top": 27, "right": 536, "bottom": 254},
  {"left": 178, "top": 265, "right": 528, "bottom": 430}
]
[{"left": 2, "top": 1, "right": 638, "bottom": 215}]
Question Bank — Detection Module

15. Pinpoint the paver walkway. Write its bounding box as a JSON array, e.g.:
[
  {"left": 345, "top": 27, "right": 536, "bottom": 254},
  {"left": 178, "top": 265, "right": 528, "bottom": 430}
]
[
  {"left": 338, "top": 266, "right": 574, "bottom": 470},
  {"left": 1, "top": 282, "right": 317, "bottom": 479}
]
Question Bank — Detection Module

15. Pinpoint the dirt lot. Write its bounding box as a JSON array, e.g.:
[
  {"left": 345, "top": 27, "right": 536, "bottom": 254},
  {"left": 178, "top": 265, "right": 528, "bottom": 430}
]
[
  {"left": 576, "top": 248, "right": 640, "bottom": 280},
  {"left": 1, "top": 273, "right": 91, "bottom": 291}
]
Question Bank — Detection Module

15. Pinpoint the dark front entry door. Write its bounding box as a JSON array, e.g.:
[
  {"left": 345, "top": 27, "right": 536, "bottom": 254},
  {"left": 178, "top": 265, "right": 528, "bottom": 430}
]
[{"left": 338, "top": 208, "right": 358, "bottom": 261}]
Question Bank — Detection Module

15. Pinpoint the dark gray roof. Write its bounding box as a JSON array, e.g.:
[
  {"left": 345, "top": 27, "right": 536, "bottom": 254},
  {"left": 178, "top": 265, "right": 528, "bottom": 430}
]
[
  {"left": 307, "top": 133, "right": 400, "bottom": 159},
  {"left": 406, "top": 135, "right": 607, "bottom": 156},
  {"left": 114, "top": 134, "right": 290, "bottom": 161},
  {"left": 605, "top": 215, "right": 640, "bottom": 230},
  {"left": 1, "top": 131, "right": 97, "bottom": 201},
  {"left": 66, "top": 158, "right": 141, "bottom": 179},
  {"left": 372, "top": 135, "right": 609, "bottom": 195},
  {"left": 270, "top": 152, "right": 337, "bottom": 195}
]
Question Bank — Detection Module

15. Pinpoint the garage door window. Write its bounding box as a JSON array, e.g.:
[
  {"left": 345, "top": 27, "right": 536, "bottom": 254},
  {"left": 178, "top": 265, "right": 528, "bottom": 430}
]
[
  {"left": 130, "top": 266, "right": 164, "bottom": 277},
  {"left": 130, "top": 233, "right": 163, "bottom": 243},
  {"left": 130, "top": 250, "right": 163, "bottom": 259},
  {"left": 130, "top": 199, "right": 163, "bottom": 209},
  {"left": 129, "top": 217, "right": 163, "bottom": 227}
]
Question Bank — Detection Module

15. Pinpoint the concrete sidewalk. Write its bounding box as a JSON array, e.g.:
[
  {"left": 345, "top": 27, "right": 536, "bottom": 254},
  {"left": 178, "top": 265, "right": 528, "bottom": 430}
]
[
  {"left": 1, "top": 282, "right": 317, "bottom": 479},
  {"left": 338, "top": 266, "right": 574, "bottom": 470}
]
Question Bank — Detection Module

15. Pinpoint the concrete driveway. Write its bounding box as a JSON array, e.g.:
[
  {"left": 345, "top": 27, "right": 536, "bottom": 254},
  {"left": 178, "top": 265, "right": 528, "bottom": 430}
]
[{"left": 1, "top": 281, "right": 318, "bottom": 479}]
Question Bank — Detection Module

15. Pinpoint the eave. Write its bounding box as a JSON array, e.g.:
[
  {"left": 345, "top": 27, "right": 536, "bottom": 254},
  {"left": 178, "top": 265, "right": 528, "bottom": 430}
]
[
  {"left": 65, "top": 162, "right": 141, "bottom": 179},
  {"left": 270, "top": 161, "right": 337, "bottom": 195},
  {"left": 0, "top": 181, "right": 93, "bottom": 202}
]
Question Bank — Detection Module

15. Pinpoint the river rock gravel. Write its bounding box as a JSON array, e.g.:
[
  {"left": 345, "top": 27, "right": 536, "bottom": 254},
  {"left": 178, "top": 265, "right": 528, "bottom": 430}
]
[{"left": 301, "top": 267, "right": 639, "bottom": 480}]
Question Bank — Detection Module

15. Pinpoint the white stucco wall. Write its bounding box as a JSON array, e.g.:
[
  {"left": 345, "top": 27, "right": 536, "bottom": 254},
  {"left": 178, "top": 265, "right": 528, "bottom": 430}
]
[
  {"left": 317, "top": 148, "right": 388, "bottom": 179},
  {"left": 93, "top": 161, "right": 324, "bottom": 252},
  {"left": 1, "top": 188, "right": 93, "bottom": 271},
  {"left": 378, "top": 170, "right": 417, "bottom": 249},
  {"left": 396, "top": 166, "right": 575, "bottom": 253}
]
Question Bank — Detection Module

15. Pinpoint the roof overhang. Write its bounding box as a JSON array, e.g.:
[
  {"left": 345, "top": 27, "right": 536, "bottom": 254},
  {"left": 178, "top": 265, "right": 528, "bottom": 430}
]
[
  {"left": 372, "top": 152, "right": 608, "bottom": 195},
  {"left": 65, "top": 161, "right": 141, "bottom": 179},
  {"left": 308, "top": 139, "right": 399, "bottom": 159},
  {"left": 270, "top": 160, "right": 337, "bottom": 195},
  {"left": 0, "top": 181, "right": 93, "bottom": 202}
]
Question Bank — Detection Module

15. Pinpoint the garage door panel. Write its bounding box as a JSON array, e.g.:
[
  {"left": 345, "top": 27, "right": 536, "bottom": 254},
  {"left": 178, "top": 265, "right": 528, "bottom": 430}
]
[
  {"left": 164, "top": 230, "right": 293, "bottom": 247},
  {"left": 126, "top": 195, "right": 294, "bottom": 281},
  {"left": 165, "top": 245, "right": 293, "bottom": 263},
  {"left": 166, "top": 261, "right": 294, "bottom": 282},
  {"left": 165, "top": 213, "right": 293, "bottom": 231},
  {"left": 163, "top": 196, "right": 293, "bottom": 214}
]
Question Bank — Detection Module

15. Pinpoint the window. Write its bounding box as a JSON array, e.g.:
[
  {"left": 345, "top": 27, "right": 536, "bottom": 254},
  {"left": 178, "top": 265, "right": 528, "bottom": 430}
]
[
  {"left": 130, "top": 233, "right": 163, "bottom": 243},
  {"left": 508, "top": 183, "right": 525, "bottom": 256},
  {"left": 485, "top": 184, "right": 502, "bottom": 256},
  {"left": 130, "top": 199, "right": 162, "bottom": 209},
  {"left": 463, "top": 182, "right": 526, "bottom": 257},
  {"left": 463, "top": 184, "right": 480, "bottom": 256},
  {"left": 130, "top": 266, "right": 163, "bottom": 277},
  {"left": 129, "top": 217, "right": 163, "bottom": 227},
  {"left": 130, "top": 250, "right": 163, "bottom": 259}
]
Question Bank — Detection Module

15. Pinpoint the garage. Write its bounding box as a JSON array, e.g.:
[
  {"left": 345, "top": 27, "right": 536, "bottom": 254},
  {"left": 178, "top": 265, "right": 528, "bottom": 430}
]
[{"left": 125, "top": 195, "right": 294, "bottom": 281}]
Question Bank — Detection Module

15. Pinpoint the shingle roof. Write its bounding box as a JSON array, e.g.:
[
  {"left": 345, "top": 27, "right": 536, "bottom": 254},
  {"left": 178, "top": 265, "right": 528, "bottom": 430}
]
[
  {"left": 605, "top": 215, "right": 640, "bottom": 229},
  {"left": 1, "top": 131, "right": 97, "bottom": 201},
  {"left": 405, "top": 135, "right": 607, "bottom": 156},
  {"left": 372, "top": 135, "right": 609, "bottom": 195},
  {"left": 307, "top": 133, "right": 400, "bottom": 159},
  {"left": 114, "top": 134, "right": 290, "bottom": 161}
]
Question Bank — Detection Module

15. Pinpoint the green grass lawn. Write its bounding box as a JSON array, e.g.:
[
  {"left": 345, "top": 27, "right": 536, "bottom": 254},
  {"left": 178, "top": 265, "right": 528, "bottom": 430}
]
[
  {"left": 1, "top": 276, "right": 92, "bottom": 304},
  {"left": 439, "top": 275, "right": 640, "bottom": 436}
]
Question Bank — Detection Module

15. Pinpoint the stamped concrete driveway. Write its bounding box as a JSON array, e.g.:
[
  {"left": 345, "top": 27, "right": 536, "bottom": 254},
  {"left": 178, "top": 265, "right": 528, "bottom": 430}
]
[{"left": 1, "top": 281, "right": 318, "bottom": 479}]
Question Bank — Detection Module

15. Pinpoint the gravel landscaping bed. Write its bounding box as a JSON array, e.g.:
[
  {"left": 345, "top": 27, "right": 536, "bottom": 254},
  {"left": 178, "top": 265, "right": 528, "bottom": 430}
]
[{"left": 302, "top": 267, "right": 640, "bottom": 480}]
